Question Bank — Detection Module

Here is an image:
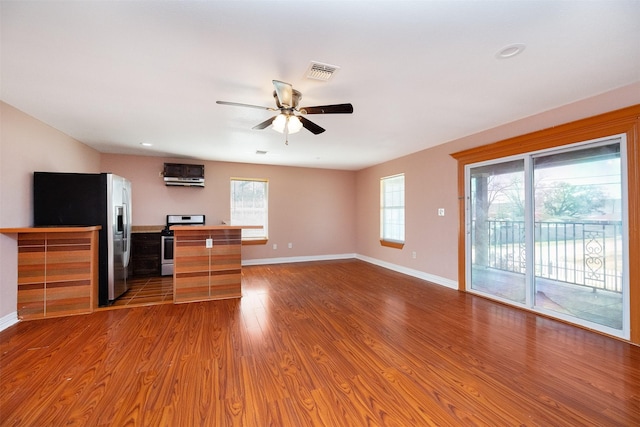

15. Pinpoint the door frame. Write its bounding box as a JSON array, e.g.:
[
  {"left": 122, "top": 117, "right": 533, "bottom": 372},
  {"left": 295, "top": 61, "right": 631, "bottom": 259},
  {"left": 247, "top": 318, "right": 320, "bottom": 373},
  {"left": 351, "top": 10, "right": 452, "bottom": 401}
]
[
  {"left": 463, "top": 136, "right": 629, "bottom": 339},
  {"left": 452, "top": 105, "right": 640, "bottom": 344}
]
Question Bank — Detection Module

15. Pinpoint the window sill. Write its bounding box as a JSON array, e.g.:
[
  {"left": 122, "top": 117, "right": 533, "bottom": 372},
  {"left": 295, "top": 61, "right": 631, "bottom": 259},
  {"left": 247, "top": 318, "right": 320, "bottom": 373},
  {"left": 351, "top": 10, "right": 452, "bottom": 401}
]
[
  {"left": 380, "top": 240, "right": 404, "bottom": 249},
  {"left": 242, "top": 238, "right": 268, "bottom": 246}
]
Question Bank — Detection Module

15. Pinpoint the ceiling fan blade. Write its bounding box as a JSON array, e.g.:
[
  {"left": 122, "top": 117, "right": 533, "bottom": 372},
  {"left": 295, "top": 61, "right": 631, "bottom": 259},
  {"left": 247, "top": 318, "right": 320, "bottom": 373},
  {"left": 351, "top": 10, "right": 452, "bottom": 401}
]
[
  {"left": 252, "top": 116, "right": 278, "bottom": 130},
  {"left": 299, "top": 116, "right": 325, "bottom": 135},
  {"left": 300, "top": 103, "right": 354, "bottom": 114},
  {"left": 216, "top": 100, "right": 276, "bottom": 111},
  {"left": 272, "top": 80, "right": 293, "bottom": 108}
]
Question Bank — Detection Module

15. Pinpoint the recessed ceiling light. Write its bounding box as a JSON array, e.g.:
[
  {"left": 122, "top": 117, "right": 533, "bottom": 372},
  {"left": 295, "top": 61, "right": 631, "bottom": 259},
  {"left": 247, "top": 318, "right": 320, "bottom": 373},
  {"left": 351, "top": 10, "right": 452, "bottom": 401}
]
[
  {"left": 496, "top": 43, "right": 526, "bottom": 59},
  {"left": 140, "top": 142, "right": 153, "bottom": 147}
]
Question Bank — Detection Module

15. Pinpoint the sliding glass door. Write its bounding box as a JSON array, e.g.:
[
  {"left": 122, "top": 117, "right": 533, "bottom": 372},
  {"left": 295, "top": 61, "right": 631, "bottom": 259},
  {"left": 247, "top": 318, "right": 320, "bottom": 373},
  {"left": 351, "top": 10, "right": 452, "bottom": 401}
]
[
  {"left": 532, "top": 142, "right": 625, "bottom": 330},
  {"left": 469, "top": 159, "right": 526, "bottom": 304},
  {"left": 466, "top": 136, "right": 628, "bottom": 338}
]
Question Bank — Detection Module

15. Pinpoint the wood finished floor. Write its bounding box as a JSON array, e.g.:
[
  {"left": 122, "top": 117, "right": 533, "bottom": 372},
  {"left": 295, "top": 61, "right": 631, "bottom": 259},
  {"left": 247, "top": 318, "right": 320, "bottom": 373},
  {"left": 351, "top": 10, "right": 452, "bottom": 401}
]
[
  {"left": 108, "top": 276, "right": 174, "bottom": 308},
  {"left": 1, "top": 259, "right": 639, "bottom": 426}
]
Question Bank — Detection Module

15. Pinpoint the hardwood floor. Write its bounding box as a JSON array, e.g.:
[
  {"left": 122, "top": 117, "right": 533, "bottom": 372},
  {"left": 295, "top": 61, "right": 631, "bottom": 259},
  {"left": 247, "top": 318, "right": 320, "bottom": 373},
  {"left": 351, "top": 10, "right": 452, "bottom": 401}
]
[
  {"left": 1, "top": 259, "right": 639, "bottom": 426},
  {"left": 108, "top": 276, "right": 174, "bottom": 308}
]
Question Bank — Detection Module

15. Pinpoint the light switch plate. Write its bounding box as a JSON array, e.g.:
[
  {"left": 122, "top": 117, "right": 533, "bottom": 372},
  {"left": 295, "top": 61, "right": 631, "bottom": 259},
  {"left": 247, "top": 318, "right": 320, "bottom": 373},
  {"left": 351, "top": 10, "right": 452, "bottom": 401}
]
[
  {"left": 205, "top": 238, "right": 213, "bottom": 248},
  {"left": 438, "top": 208, "right": 445, "bottom": 216}
]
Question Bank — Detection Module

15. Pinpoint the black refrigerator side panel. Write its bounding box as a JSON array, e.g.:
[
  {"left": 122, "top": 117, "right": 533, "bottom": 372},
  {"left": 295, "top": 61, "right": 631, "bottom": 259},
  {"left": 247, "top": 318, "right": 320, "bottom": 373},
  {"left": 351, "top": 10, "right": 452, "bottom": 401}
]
[{"left": 33, "top": 172, "right": 110, "bottom": 306}]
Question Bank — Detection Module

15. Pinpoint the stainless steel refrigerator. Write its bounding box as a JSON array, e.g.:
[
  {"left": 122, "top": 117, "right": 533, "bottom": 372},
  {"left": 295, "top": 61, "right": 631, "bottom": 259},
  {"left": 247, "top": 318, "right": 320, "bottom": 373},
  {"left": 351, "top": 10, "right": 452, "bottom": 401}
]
[{"left": 33, "top": 172, "right": 132, "bottom": 306}]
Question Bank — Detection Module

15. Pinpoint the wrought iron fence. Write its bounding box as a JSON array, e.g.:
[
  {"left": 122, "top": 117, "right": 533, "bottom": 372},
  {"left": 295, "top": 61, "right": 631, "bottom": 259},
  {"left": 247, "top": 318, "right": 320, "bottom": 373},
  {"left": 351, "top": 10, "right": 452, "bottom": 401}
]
[{"left": 473, "top": 220, "right": 623, "bottom": 293}]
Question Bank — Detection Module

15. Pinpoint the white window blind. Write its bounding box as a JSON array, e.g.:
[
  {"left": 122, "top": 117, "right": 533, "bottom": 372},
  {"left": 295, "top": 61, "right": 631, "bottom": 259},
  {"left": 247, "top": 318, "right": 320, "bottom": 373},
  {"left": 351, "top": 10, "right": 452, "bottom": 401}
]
[
  {"left": 230, "top": 178, "right": 268, "bottom": 240},
  {"left": 380, "top": 174, "right": 405, "bottom": 244}
]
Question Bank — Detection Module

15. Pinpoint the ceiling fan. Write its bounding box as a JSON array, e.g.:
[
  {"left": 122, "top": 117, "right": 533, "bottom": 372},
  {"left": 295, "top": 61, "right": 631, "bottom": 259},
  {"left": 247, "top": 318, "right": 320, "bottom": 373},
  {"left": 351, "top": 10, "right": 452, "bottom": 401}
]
[{"left": 216, "top": 80, "right": 353, "bottom": 144}]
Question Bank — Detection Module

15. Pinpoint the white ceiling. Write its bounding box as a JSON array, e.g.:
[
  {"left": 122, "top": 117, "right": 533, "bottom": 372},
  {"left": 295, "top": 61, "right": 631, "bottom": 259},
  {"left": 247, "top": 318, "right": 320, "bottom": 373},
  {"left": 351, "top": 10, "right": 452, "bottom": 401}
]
[{"left": 2, "top": 1, "right": 639, "bottom": 170}]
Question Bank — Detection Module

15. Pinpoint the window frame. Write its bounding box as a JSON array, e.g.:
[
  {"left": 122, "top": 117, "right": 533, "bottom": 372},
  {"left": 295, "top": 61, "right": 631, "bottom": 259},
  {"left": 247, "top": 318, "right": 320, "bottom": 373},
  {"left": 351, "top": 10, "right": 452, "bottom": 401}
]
[
  {"left": 230, "top": 177, "right": 268, "bottom": 244},
  {"left": 380, "top": 173, "right": 405, "bottom": 249}
]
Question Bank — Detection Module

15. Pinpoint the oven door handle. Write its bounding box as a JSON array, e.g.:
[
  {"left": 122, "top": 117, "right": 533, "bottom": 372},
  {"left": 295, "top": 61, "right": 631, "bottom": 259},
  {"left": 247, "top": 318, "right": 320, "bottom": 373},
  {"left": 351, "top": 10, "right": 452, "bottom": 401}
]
[{"left": 161, "top": 235, "right": 175, "bottom": 262}]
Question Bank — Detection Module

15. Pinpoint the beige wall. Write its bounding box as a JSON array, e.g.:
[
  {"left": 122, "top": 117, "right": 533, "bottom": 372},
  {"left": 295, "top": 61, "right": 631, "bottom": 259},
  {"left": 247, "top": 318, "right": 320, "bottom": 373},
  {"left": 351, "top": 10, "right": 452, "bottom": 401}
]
[
  {"left": 0, "top": 102, "right": 101, "bottom": 321},
  {"left": 100, "top": 154, "right": 357, "bottom": 260},
  {"left": 354, "top": 82, "right": 640, "bottom": 286}
]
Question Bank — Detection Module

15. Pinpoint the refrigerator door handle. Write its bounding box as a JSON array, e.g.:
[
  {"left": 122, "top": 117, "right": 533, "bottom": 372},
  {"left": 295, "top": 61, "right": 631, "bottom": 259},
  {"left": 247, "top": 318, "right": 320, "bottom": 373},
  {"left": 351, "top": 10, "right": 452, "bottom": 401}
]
[
  {"left": 122, "top": 187, "right": 131, "bottom": 268},
  {"left": 122, "top": 205, "right": 127, "bottom": 257},
  {"left": 123, "top": 204, "right": 130, "bottom": 267}
]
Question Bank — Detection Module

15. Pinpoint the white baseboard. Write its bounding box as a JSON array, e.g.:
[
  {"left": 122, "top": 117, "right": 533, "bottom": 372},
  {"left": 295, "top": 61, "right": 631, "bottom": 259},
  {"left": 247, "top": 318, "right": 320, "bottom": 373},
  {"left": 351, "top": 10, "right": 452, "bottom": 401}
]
[
  {"left": 242, "top": 253, "right": 356, "bottom": 266},
  {"left": 355, "top": 254, "right": 459, "bottom": 290},
  {"left": 0, "top": 311, "right": 19, "bottom": 332},
  {"left": 242, "top": 252, "right": 458, "bottom": 291}
]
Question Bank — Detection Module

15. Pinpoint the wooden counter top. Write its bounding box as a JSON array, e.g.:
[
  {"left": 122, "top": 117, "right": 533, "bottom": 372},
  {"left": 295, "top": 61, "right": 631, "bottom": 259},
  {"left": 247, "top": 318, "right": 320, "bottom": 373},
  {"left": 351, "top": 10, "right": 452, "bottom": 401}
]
[
  {"left": 170, "top": 225, "right": 262, "bottom": 231},
  {"left": 0, "top": 226, "right": 102, "bottom": 234},
  {"left": 131, "top": 225, "right": 164, "bottom": 233}
]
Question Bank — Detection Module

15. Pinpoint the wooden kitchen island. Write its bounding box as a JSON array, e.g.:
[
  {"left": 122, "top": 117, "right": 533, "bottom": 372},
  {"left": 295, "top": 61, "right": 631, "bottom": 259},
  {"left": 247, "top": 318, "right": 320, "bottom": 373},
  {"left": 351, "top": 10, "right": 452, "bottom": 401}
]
[
  {"left": 1, "top": 225, "right": 258, "bottom": 321},
  {"left": 171, "top": 225, "right": 258, "bottom": 304},
  {"left": 0, "top": 226, "right": 100, "bottom": 320}
]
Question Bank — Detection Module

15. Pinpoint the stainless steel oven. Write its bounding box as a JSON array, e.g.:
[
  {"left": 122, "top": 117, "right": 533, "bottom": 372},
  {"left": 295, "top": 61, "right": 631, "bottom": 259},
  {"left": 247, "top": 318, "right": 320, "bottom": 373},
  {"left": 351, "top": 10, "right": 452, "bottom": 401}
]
[
  {"left": 160, "top": 234, "right": 174, "bottom": 276},
  {"left": 160, "top": 214, "right": 205, "bottom": 276}
]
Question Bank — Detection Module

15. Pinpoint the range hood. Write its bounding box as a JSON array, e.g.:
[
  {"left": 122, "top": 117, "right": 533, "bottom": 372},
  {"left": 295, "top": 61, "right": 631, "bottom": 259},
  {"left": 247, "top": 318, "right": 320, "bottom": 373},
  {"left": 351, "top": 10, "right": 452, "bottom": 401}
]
[
  {"left": 164, "top": 177, "right": 205, "bottom": 187},
  {"left": 163, "top": 163, "right": 205, "bottom": 187}
]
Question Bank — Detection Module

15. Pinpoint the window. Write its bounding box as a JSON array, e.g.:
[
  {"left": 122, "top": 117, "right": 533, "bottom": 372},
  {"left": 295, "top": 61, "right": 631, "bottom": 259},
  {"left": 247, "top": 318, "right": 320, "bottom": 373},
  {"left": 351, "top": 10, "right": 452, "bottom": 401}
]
[
  {"left": 230, "top": 178, "right": 268, "bottom": 242},
  {"left": 380, "top": 173, "right": 405, "bottom": 248}
]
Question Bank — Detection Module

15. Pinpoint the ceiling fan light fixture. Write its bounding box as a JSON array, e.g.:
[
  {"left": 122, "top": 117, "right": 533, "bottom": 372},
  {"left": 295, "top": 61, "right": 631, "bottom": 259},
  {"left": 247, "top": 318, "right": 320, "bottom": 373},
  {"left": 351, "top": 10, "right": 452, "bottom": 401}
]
[
  {"left": 287, "top": 116, "right": 303, "bottom": 133},
  {"left": 272, "top": 114, "right": 287, "bottom": 133},
  {"left": 219, "top": 79, "right": 350, "bottom": 138},
  {"left": 272, "top": 114, "right": 303, "bottom": 134}
]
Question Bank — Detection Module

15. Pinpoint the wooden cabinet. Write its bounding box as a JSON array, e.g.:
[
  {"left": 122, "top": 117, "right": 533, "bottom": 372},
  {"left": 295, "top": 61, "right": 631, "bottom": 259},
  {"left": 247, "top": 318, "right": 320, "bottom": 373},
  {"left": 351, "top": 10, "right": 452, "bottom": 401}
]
[
  {"left": 5, "top": 228, "right": 100, "bottom": 320},
  {"left": 163, "top": 163, "right": 204, "bottom": 178},
  {"left": 131, "top": 232, "right": 161, "bottom": 277},
  {"left": 173, "top": 227, "right": 242, "bottom": 303}
]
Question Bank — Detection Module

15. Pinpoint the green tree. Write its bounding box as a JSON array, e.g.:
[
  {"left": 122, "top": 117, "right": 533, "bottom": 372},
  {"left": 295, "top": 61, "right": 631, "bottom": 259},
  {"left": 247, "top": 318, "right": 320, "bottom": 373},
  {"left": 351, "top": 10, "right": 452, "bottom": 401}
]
[{"left": 541, "top": 182, "right": 606, "bottom": 218}]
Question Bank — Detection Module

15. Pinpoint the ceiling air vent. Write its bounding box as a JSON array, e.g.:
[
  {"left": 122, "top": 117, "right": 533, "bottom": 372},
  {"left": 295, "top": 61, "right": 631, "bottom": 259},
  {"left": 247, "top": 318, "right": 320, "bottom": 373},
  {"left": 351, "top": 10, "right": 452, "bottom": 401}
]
[{"left": 305, "top": 61, "right": 340, "bottom": 81}]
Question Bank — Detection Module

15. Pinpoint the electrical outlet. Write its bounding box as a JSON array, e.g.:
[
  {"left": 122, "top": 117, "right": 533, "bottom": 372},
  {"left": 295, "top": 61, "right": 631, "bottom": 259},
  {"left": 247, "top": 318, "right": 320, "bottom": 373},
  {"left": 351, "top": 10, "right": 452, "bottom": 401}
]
[
  {"left": 412, "top": 251, "right": 417, "bottom": 259},
  {"left": 438, "top": 208, "right": 445, "bottom": 216},
  {"left": 288, "top": 243, "right": 293, "bottom": 249},
  {"left": 273, "top": 243, "right": 277, "bottom": 250},
  {"left": 205, "top": 238, "right": 213, "bottom": 248}
]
